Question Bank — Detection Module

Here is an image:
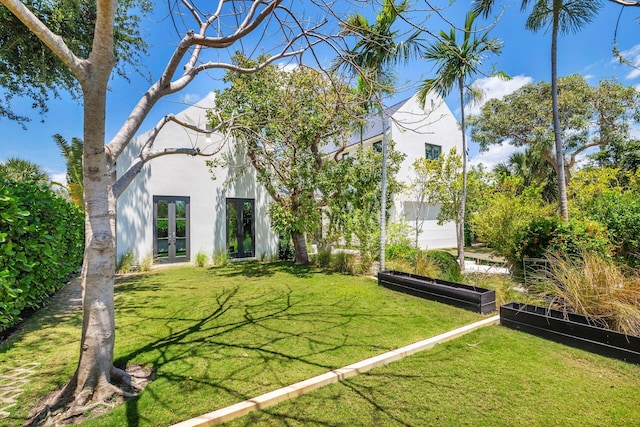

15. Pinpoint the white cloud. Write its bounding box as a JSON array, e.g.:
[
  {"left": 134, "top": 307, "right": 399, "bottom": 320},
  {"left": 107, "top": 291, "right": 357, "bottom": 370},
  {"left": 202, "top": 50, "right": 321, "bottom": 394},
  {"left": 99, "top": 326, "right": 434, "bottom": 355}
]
[
  {"left": 179, "top": 93, "right": 202, "bottom": 104},
  {"left": 466, "top": 74, "right": 533, "bottom": 116},
  {"left": 469, "top": 143, "right": 524, "bottom": 171},
  {"left": 49, "top": 171, "right": 67, "bottom": 186},
  {"left": 616, "top": 44, "right": 640, "bottom": 80}
]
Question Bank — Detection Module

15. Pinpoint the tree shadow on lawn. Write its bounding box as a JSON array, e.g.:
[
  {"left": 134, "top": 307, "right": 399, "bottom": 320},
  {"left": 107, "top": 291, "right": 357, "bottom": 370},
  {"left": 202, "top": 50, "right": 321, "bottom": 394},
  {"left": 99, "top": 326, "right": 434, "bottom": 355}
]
[
  {"left": 112, "top": 284, "right": 397, "bottom": 426},
  {"left": 212, "top": 260, "right": 316, "bottom": 279},
  {"left": 233, "top": 346, "right": 459, "bottom": 427}
]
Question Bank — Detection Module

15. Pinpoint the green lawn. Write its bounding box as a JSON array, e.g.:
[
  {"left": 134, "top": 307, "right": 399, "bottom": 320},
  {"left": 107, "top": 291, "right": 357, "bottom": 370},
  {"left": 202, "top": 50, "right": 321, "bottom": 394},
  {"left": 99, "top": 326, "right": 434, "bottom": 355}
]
[
  {"left": 0, "top": 262, "right": 482, "bottom": 426},
  {"left": 3, "top": 262, "right": 639, "bottom": 427},
  {"left": 231, "top": 325, "right": 640, "bottom": 426}
]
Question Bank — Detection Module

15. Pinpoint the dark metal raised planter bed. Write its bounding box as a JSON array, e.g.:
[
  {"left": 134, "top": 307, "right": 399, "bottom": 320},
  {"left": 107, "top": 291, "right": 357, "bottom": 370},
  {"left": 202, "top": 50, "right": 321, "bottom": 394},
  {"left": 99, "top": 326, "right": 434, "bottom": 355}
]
[
  {"left": 501, "top": 302, "right": 640, "bottom": 364},
  {"left": 377, "top": 270, "right": 496, "bottom": 314}
]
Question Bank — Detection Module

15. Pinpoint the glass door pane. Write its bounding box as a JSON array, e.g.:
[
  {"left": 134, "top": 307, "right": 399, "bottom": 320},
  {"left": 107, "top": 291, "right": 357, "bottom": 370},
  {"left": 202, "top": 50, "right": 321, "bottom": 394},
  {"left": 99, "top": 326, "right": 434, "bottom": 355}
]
[
  {"left": 156, "top": 200, "right": 169, "bottom": 259},
  {"left": 227, "top": 201, "right": 239, "bottom": 258},
  {"left": 174, "top": 200, "right": 188, "bottom": 259},
  {"left": 242, "top": 201, "right": 254, "bottom": 257}
]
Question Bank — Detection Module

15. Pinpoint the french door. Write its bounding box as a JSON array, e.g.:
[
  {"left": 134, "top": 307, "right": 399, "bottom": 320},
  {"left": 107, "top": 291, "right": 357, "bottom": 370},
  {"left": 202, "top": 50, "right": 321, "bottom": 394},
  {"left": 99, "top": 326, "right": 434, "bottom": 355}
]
[
  {"left": 154, "top": 196, "right": 190, "bottom": 263},
  {"left": 227, "top": 198, "right": 255, "bottom": 259}
]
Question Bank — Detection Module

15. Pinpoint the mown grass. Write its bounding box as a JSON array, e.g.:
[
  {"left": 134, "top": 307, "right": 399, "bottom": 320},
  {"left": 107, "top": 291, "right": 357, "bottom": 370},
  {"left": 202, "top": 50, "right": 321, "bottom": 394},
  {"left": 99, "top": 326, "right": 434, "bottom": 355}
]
[
  {"left": 0, "top": 262, "right": 482, "bottom": 426},
  {"left": 232, "top": 325, "right": 640, "bottom": 426}
]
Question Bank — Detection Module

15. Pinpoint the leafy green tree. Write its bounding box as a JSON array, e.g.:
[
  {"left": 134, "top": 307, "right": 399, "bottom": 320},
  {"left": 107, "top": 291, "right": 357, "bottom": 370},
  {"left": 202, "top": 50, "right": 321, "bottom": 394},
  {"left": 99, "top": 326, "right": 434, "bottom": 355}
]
[
  {"left": 471, "top": 175, "right": 554, "bottom": 259},
  {"left": 0, "top": 157, "right": 49, "bottom": 185},
  {"left": 470, "top": 75, "right": 640, "bottom": 186},
  {"left": 0, "top": 0, "right": 150, "bottom": 125},
  {"left": 570, "top": 167, "right": 640, "bottom": 265},
  {"left": 211, "top": 55, "right": 362, "bottom": 264},
  {"left": 322, "top": 144, "right": 404, "bottom": 268},
  {"left": 1, "top": 0, "right": 325, "bottom": 416},
  {"left": 473, "top": 0, "right": 603, "bottom": 220},
  {"left": 494, "top": 148, "right": 558, "bottom": 203},
  {"left": 410, "top": 148, "right": 468, "bottom": 248},
  {"left": 336, "top": 0, "right": 421, "bottom": 271},
  {"left": 53, "top": 133, "right": 84, "bottom": 209},
  {"left": 417, "top": 10, "right": 505, "bottom": 269}
]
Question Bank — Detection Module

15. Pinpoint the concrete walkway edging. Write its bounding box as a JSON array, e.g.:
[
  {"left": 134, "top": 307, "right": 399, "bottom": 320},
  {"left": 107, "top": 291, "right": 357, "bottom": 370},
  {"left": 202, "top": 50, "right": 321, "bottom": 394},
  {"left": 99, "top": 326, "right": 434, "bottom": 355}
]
[{"left": 171, "top": 315, "right": 500, "bottom": 427}]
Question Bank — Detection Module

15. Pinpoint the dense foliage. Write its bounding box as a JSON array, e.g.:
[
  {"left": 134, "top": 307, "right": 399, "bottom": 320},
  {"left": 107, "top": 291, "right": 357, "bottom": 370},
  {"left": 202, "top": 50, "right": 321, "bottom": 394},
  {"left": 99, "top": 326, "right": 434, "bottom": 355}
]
[
  {"left": 469, "top": 75, "right": 640, "bottom": 187},
  {"left": 508, "top": 216, "right": 612, "bottom": 267},
  {"left": 570, "top": 167, "right": 640, "bottom": 266},
  {"left": 322, "top": 144, "right": 404, "bottom": 267},
  {"left": 0, "top": 0, "right": 151, "bottom": 124},
  {"left": 0, "top": 180, "right": 83, "bottom": 331}
]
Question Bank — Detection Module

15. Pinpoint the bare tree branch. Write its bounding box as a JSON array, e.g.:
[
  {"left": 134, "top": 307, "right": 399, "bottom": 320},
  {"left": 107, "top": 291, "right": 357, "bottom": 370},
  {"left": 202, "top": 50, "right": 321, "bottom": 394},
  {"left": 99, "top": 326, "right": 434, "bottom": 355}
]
[
  {"left": 106, "top": 0, "right": 320, "bottom": 166},
  {"left": 112, "top": 113, "right": 230, "bottom": 198},
  {"left": 609, "top": 0, "right": 640, "bottom": 5}
]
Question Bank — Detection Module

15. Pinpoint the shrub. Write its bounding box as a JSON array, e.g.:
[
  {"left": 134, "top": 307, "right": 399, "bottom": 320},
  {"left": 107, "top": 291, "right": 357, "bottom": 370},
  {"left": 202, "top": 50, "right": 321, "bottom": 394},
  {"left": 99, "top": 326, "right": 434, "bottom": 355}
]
[
  {"left": 472, "top": 189, "right": 553, "bottom": 258},
  {"left": 508, "top": 217, "right": 612, "bottom": 268},
  {"left": 385, "top": 243, "right": 417, "bottom": 262},
  {"left": 138, "top": 254, "right": 153, "bottom": 272},
  {"left": 195, "top": 251, "right": 209, "bottom": 268},
  {"left": 462, "top": 273, "right": 525, "bottom": 308},
  {"left": 331, "top": 251, "right": 357, "bottom": 274},
  {"left": 423, "top": 250, "right": 461, "bottom": 281},
  {"left": 0, "top": 180, "right": 83, "bottom": 331},
  {"left": 278, "top": 234, "right": 295, "bottom": 261},
  {"left": 116, "top": 251, "right": 136, "bottom": 274},
  {"left": 213, "top": 250, "right": 229, "bottom": 267},
  {"left": 413, "top": 252, "right": 441, "bottom": 278},
  {"left": 314, "top": 247, "right": 332, "bottom": 268},
  {"left": 578, "top": 191, "right": 640, "bottom": 266}
]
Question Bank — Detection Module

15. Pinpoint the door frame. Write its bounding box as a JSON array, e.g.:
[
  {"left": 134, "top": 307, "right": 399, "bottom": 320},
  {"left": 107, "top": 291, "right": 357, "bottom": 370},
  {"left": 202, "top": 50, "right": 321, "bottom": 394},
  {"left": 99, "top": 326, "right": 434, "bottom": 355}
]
[{"left": 153, "top": 196, "right": 190, "bottom": 264}]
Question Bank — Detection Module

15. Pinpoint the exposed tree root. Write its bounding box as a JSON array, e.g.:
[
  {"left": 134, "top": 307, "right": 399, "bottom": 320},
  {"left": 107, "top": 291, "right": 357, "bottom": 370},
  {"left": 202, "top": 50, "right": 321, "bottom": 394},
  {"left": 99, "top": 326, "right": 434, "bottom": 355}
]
[{"left": 25, "top": 363, "right": 155, "bottom": 426}]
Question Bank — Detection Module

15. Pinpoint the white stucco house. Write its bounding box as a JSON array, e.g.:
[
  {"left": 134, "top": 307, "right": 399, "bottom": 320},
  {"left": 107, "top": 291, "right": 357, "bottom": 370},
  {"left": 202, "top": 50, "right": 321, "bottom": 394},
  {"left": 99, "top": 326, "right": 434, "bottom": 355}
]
[
  {"left": 334, "top": 93, "right": 462, "bottom": 250},
  {"left": 115, "top": 90, "right": 461, "bottom": 265},
  {"left": 116, "top": 93, "right": 279, "bottom": 265}
]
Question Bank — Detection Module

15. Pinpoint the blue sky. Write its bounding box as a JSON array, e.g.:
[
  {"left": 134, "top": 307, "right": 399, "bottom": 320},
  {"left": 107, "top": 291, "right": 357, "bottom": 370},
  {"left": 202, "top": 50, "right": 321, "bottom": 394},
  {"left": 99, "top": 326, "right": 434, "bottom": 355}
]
[{"left": 1, "top": 0, "right": 639, "bottom": 182}]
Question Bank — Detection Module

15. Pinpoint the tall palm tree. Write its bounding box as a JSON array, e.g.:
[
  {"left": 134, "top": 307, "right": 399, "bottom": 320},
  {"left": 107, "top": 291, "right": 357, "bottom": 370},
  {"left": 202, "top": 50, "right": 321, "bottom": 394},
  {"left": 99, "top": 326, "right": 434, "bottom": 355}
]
[
  {"left": 417, "top": 10, "right": 505, "bottom": 270},
  {"left": 336, "top": 0, "right": 421, "bottom": 271},
  {"left": 54, "top": 133, "right": 84, "bottom": 209},
  {"left": 473, "top": 0, "right": 602, "bottom": 219},
  {"left": 495, "top": 148, "right": 558, "bottom": 202}
]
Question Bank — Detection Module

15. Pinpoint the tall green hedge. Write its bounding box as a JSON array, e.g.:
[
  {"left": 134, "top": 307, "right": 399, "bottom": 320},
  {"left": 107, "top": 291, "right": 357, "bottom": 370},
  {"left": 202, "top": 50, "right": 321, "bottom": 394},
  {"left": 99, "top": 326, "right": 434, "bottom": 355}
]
[{"left": 0, "top": 180, "right": 84, "bottom": 331}]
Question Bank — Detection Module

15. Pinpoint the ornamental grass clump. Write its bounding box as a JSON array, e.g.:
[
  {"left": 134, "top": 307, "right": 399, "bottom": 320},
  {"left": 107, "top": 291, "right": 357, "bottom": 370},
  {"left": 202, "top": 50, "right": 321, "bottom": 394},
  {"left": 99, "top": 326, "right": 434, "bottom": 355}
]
[{"left": 534, "top": 252, "right": 640, "bottom": 336}]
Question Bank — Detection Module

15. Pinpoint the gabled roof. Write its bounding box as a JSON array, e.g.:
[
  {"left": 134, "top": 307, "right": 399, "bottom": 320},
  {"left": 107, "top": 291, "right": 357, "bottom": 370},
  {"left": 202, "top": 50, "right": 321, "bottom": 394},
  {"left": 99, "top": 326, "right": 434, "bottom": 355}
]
[{"left": 347, "top": 97, "right": 410, "bottom": 146}]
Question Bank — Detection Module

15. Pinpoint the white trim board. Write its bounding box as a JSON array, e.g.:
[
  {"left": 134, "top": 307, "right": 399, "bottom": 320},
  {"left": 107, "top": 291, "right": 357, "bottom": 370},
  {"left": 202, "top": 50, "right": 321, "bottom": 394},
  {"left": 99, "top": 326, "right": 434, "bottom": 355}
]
[{"left": 171, "top": 315, "right": 500, "bottom": 427}]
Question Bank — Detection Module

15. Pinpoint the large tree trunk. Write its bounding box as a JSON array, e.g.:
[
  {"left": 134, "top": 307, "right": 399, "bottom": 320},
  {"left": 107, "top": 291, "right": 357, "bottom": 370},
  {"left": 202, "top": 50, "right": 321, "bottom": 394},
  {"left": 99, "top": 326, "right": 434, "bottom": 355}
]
[
  {"left": 292, "top": 231, "right": 309, "bottom": 264},
  {"left": 71, "top": 56, "right": 119, "bottom": 404}
]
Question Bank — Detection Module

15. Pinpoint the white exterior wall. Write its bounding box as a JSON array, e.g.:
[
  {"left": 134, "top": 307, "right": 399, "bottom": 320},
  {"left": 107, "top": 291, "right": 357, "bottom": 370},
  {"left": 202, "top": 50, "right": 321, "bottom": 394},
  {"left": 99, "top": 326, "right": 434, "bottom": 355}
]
[
  {"left": 116, "top": 94, "right": 278, "bottom": 264},
  {"left": 388, "top": 94, "right": 461, "bottom": 249}
]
